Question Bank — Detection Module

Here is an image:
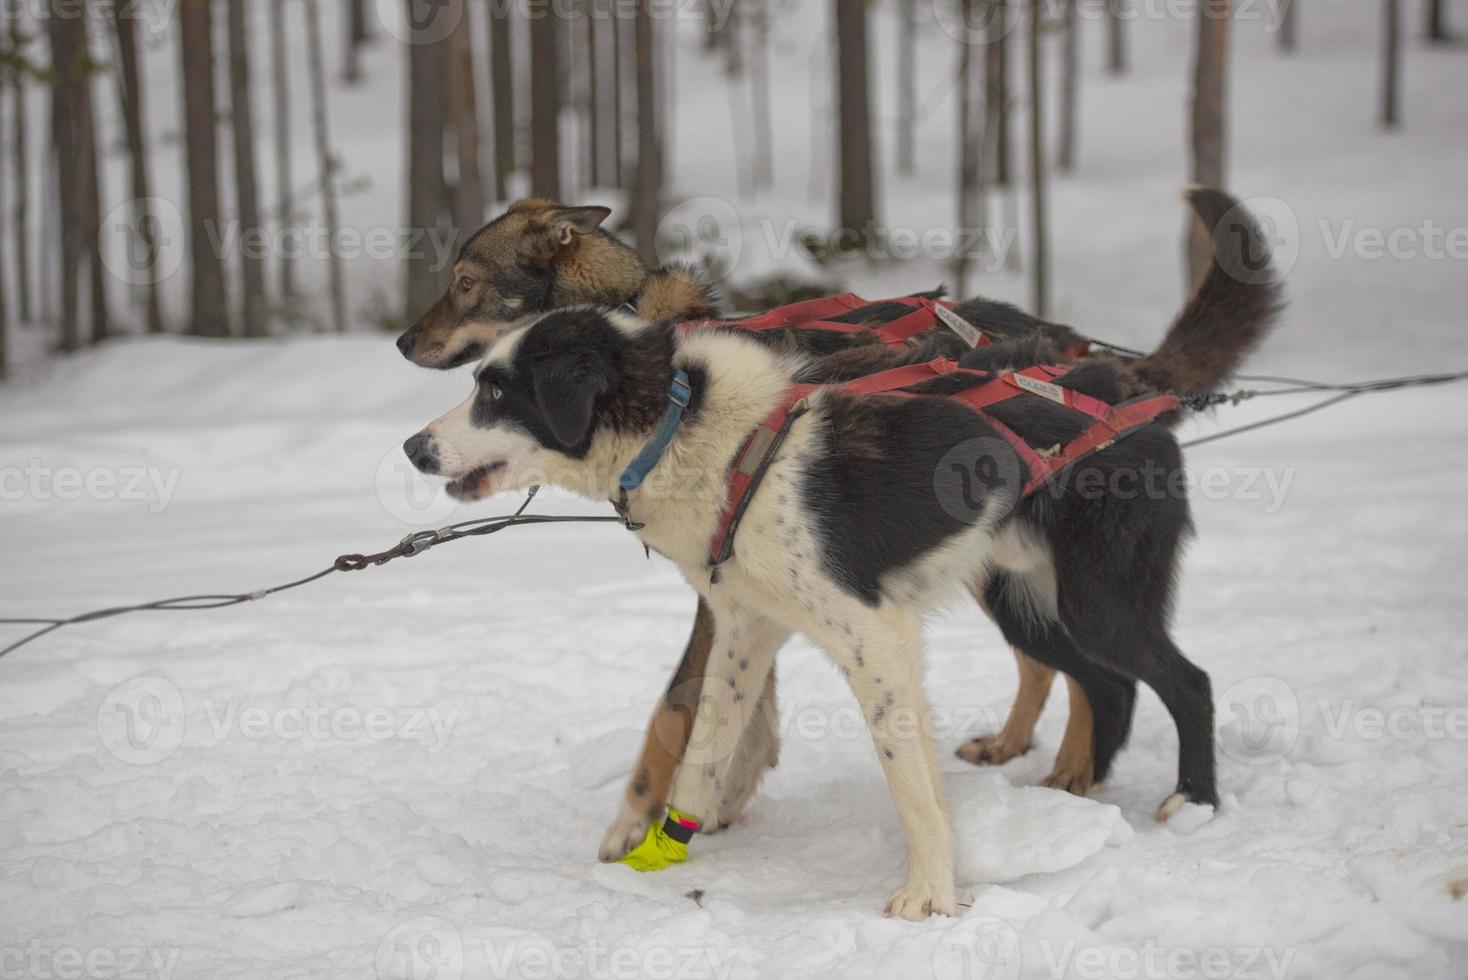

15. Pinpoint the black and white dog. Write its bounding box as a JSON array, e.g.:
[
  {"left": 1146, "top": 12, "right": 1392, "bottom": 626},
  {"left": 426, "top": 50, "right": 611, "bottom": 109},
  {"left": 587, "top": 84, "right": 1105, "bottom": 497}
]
[{"left": 404, "top": 301, "right": 1220, "bottom": 918}]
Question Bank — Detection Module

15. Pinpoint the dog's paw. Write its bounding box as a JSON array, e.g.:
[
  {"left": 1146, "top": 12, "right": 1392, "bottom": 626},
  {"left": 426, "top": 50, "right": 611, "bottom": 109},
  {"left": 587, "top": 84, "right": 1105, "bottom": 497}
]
[
  {"left": 598, "top": 802, "right": 652, "bottom": 863},
  {"left": 955, "top": 734, "right": 1029, "bottom": 767},
  {"left": 1041, "top": 758, "right": 1095, "bottom": 797},
  {"left": 1156, "top": 791, "right": 1217, "bottom": 826},
  {"left": 884, "top": 879, "right": 957, "bottom": 921}
]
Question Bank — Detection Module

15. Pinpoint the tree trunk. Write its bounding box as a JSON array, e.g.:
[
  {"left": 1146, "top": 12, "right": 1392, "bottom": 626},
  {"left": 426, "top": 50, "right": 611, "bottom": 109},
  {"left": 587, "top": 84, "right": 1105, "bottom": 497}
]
[
  {"left": 405, "top": 0, "right": 448, "bottom": 320},
  {"left": 1107, "top": 0, "right": 1127, "bottom": 74},
  {"left": 270, "top": 0, "right": 294, "bottom": 297},
  {"left": 50, "top": 1, "right": 86, "bottom": 351},
  {"left": 344, "top": 0, "right": 369, "bottom": 83},
  {"left": 955, "top": 0, "right": 983, "bottom": 296},
  {"left": 445, "top": 4, "right": 485, "bottom": 243},
  {"left": 895, "top": 0, "right": 915, "bottom": 177},
  {"left": 1189, "top": 0, "right": 1230, "bottom": 290},
  {"left": 834, "top": 0, "right": 876, "bottom": 235},
  {"left": 80, "top": 36, "right": 107, "bottom": 346},
  {"left": 530, "top": 0, "right": 560, "bottom": 198},
  {"left": 749, "top": 0, "right": 773, "bottom": 188},
  {"left": 1057, "top": 0, "right": 1079, "bottom": 173},
  {"left": 488, "top": 0, "right": 515, "bottom": 201},
  {"left": 305, "top": 0, "right": 346, "bottom": 332},
  {"left": 1381, "top": 0, "right": 1401, "bottom": 128},
  {"left": 1028, "top": 0, "right": 1049, "bottom": 317},
  {"left": 987, "top": 0, "right": 1011, "bottom": 187},
  {"left": 113, "top": 2, "right": 164, "bottom": 333},
  {"left": 1277, "top": 0, "right": 1297, "bottom": 52},
  {"left": 630, "top": 0, "right": 660, "bottom": 263},
  {"left": 7, "top": 0, "right": 30, "bottom": 324},
  {"left": 228, "top": 0, "right": 268, "bottom": 337},
  {"left": 0, "top": 55, "right": 7, "bottom": 381},
  {"left": 612, "top": 6, "right": 625, "bottom": 188},
  {"left": 587, "top": 0, "right": 602, "bottom": 187},
  {"left": 179, "top": 0, "right": 231, "bottom": 337},
  {"left": 1426, "top": 0, "right": 1449, "bottom": 41}
]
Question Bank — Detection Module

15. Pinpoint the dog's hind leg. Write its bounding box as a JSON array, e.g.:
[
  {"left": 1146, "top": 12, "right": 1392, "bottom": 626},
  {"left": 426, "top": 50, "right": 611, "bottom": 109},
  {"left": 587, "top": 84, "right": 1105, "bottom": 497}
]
[
  {"left": 955, "top": 647, "right": 1055, "bottom": 766},
  {"left": 711, "top": 665, "right": 780, "bottom": 831},
  {"left": 599, "top": 597, "right": 715, "bottom": 862},
  {"left": 1041, "top": 675, "right": 1095, "bottom": 794}
]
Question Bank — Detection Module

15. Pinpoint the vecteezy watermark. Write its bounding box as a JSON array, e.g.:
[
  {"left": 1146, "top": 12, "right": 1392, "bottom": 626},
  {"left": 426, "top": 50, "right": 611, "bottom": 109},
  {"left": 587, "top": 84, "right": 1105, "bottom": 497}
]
[
  {"left": 1318, "top": 218, "right": 1468, "bottom": 262},
  {"left": 1217, "top": 676, "right": 1301, "bottom": 766},
  {"left": 376, "top": 916, "right": 465, "bottom": 980},
  {"left": 931, "top": 0, "right": 1297, "bottom": 46},
  {"left": 18, "top": 0, "right": 179, "bottom": 36},
  {"left": 1319, "top": 700, "right": 1468, "bottom": 742},
  {"left": 377, "top": 0, "right": 735, "bottom": 46},
  {"left": 0, "top": 942, "right": 181, "bottom": 980},
  {"left": 1037, "top": 939, "right": 1296, "bottom": 980},
  {"left": 375, "top": 921, "right": 740, "bottom": 980},
  {"left": 932, "top": 916, "right": 1023, "bottom": 980},
  {"left": 97, "top": 676, "right": 461, "bottom": 766},
  {"left": 0, "top": 461, "right": 181, "bottom": 513}
]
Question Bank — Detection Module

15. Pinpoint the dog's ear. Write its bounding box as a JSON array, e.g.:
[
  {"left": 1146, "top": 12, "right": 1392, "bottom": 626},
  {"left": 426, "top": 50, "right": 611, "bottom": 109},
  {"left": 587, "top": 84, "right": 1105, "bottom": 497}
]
[
  {"left": 531, "top": 352, "right": 611, "bottom": 449},
  {"left": 521, "top": 206, "right": 612, "bottom": 265}
]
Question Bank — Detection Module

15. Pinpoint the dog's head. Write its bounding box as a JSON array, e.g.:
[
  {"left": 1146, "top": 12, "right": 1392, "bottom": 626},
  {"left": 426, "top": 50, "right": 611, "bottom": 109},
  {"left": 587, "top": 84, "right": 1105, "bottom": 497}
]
[
  {"left": 396, "top": 200, "right": 646, "bottom": 369},
  {"left": 403, "top": 308, "right": 677, "bottom": 500}
]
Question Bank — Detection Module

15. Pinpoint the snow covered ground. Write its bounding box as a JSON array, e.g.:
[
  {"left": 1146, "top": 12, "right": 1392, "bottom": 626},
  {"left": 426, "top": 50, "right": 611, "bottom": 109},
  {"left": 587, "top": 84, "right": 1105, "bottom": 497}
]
[{"left": 4, "top": 2, "right": 1468, "bottom": 978}]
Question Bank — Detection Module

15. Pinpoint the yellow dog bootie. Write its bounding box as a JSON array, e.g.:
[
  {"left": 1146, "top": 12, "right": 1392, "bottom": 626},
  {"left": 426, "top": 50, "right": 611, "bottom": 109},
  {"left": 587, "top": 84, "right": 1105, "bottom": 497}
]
[{"left": 619, "top": 808, "right": 702, "bottom": 872}]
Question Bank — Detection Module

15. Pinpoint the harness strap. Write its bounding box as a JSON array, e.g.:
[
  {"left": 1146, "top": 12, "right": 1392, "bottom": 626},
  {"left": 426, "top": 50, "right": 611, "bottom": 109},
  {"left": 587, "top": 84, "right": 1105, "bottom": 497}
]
[
  {"left": 708, "top": 384, "right": 820, "bottom": 569},
  {"left": 706, "top": 362, "right": 1179, "bottom": 567}
]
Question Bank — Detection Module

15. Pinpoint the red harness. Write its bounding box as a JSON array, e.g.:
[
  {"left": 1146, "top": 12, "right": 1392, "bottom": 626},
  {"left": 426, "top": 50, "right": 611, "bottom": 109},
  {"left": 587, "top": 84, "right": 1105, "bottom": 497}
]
[
  {"left": 693, "top": 295, "right": 1176, "bottom": 568},
  {"left": 683, "top": 292, "right": 1093, "bottom": 360}
]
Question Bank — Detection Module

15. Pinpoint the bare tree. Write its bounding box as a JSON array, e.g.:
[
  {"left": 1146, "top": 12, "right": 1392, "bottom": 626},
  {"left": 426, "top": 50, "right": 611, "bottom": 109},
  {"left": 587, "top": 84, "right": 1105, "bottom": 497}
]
[
  {"left": 895, "top": 0, "right": 915, "bottom": 177},
  {"left": 834, "top": 0, "right": 876, "bottom": 235},
  {"left": 612, "top": 6, "right": 625, "bottom": 187},
  {"left": 1107, "top": 0, "right": 1127, "bottom": 74},
  {"left": 955, "top": 0, "right": 984, "bottom": 295},
  {"left": 111, "top": 1, "right": 163, "bottom": 333},
  {"left": 270, "top": 0, "right": 294, "bottom": 297},
  {"left": 304, "top": 0, "right": 345, "bottom": 332},
  {"left": 50, "top": 0, "right": 92, "bottom": 350},
  {"left": 1028, "top": 0, "right": 1049, "bottom": 315},
  {"left": 228, "top": 0, "right": 267, "bottom": 337},
  {"left": 749, "top": 0, "right": 773, "bottom": 188},
  {"left": 445, "top": 4, "right": 485, "bottom": 242},
  {"left": 344, "top": 0, "right": 371, "bottom": 83},
  {"left": 0, "top": 50, "right": 7, "bottom": 381},
  {"left": 1426, "top": 0, "right": 1450, "bottom": 41},
  {"left": 586, "top": 0, "right": 601, "bottom": 187},
  {"left": 987, "top": 0, "right": 1012, "bottom": 187},
  {"left": 179, "top": 0, "right": 231, "bottom": 337},
  {"left": 405, "top": 0, "right": 447, "bottom": 319},
  {"left": 630, "top": 0, "right": 660, "bottom": 262},
  {"left": 1277, "top": 0, "right": 1297, "bottom": 52},
  {"left": 81, "top": 45, "right": 107, "bottom": 345},
  {"left": 1057, "top": 0, "right": 1079, "bottom": 173},
  {"left": 529, "top": 0, "right": 560, "bottom": 198},
  {"left": 1189, "top": 0, "right": 1230, "bottom": 289},
  {"left": 1381, "top": 0, "right": 1401, "bottom": 128},
  {"left": 488, "top": 0, "right": 515, "bottom": 200},
  {"left": 6, "top": 0, "right": 30, "bottom": 324}
]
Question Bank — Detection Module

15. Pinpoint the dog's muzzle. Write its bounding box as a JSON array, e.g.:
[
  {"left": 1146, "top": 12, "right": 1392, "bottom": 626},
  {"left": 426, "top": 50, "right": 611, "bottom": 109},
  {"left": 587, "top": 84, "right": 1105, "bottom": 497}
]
[
  {"left": 395, "top": 327, "right": 419, "bottom": 358},
  {"left": 403, "top": 433, "right": 439, "bottom": 475}
]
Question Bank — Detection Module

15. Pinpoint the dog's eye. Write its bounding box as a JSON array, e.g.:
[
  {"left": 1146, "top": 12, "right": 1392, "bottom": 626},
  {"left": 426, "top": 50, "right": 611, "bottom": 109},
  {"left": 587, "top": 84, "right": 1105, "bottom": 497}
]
[
  {"left": 487, "top": 384, "right": 503, "bottom": 402},
  {"left": 457, "top": 276, "right": 475, "bottom": 295}
]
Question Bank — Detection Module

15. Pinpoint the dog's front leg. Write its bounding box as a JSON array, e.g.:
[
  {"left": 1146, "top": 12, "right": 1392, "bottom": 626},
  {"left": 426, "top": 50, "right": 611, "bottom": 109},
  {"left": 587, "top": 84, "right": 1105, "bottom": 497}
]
[
  {"left": 599, "top": 597, "right": 716, "bottom": 862},
  {"left": 814, "top": 610, "right": 957, "bottom": 920},
  {"left": 665, "top": 601, "right": 789, "bottom": 834}
]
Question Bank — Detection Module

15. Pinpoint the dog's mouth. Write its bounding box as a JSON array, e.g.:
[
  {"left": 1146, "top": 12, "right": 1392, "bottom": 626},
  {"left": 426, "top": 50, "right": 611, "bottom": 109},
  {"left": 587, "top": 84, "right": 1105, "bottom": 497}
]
[
  {"left": 445, "top": 461, "right": 507, "bottom": 501},
  {"left": 441, "top": 342, "right": 487, "bottom": 369}
]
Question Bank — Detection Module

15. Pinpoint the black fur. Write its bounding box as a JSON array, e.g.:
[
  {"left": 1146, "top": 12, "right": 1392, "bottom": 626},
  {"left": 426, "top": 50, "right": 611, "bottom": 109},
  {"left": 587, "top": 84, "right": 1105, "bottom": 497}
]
[{"left": 803, "top": 394, "right": 1016, "bottom": 605}]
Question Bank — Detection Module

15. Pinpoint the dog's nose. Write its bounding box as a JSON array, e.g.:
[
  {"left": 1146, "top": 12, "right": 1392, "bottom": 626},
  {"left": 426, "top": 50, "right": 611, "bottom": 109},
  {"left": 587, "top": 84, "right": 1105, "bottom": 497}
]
[
  {"left": 395, "top": 328, "right": 417, "bottom": 358},
  {"left": 403, "top": 433, "right": 439, "bottom": 474}
]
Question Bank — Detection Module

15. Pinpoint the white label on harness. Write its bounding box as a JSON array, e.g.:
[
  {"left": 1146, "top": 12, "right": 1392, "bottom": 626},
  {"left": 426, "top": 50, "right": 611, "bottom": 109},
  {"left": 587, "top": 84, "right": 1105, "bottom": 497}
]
[
  {"left": 934, "top": 305, "right": 985, "bottom": 348},
  {"left": 1011, "top": 372, "right": 1069, "bottom": 405}
]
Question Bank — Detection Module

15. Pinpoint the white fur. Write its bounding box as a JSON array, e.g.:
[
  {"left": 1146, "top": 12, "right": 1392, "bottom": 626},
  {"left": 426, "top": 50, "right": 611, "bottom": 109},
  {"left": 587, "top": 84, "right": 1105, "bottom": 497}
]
[{"left": 419, "top": 316, "right": 1019, "bottom": 918}]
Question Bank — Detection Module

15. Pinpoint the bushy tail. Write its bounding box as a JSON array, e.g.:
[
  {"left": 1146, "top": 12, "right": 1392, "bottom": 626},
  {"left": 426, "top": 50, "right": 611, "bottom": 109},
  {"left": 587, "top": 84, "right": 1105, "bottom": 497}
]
[{"left": 1132, "top": 188, "right": 1285, "bottom": 395}]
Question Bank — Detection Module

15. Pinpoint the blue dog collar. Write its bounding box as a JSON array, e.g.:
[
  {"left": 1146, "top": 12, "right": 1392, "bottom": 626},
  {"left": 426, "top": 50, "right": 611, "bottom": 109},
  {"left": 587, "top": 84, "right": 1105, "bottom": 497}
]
[{"left": 619, "top": 370, "right": 693, "bottom": 492}]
